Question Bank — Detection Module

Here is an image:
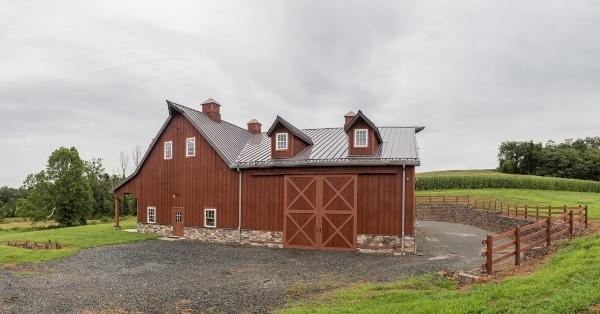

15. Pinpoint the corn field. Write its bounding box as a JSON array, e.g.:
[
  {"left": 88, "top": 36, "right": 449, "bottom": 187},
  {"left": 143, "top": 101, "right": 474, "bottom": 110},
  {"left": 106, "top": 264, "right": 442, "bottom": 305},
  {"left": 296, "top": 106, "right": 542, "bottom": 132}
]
[{"left": 416, "top": 175, "right": 600, "bottom": 192}]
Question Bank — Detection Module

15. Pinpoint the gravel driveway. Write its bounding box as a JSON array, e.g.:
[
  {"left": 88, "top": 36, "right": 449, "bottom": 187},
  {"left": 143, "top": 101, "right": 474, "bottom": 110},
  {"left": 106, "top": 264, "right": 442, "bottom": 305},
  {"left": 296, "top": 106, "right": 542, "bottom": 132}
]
[{"left": 0, "top": 221, "right": 489, "bottom": 313}]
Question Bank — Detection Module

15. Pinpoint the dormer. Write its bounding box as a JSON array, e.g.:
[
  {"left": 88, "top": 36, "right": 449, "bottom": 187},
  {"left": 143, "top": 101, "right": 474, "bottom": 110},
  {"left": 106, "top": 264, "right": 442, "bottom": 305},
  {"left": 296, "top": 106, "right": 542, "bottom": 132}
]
[
  {"left": 266, "top": 116, "right": 313, "bottom": 159},
  {"left": 344, "top": 110, "right": 383, "bottom": 156}
]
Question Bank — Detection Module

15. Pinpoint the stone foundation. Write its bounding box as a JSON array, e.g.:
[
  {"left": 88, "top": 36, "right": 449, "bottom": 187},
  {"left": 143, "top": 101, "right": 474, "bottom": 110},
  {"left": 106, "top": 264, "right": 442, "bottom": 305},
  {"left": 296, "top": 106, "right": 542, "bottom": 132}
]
[
  {"left": 357, "top": 234, "right": 415, "bottom": 253},
  {"left": 138, "top": 223, "right": 412, "bottom": 253},
  {"left": 416, "top": 204, "right": 531, "bottom": 233}
]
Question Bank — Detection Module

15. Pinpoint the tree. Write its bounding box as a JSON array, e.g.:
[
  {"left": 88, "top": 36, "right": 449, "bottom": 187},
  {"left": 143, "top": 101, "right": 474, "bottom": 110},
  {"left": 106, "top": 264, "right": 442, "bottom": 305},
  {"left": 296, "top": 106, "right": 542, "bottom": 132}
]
[
  {"left": 119, "top": 150, "right": 130, "bottom": 179},
  {"left": 85, "top": 158, "right": 119, "bottom": 218},
  {"left": 17, "top": 147, "right": 94, "bottom": 226},
  {"left": 0, "top": 186, "right": 27, "bottom": 219},
  {"left": 131, "top": 144, "right": 143, "bottom": 168}
]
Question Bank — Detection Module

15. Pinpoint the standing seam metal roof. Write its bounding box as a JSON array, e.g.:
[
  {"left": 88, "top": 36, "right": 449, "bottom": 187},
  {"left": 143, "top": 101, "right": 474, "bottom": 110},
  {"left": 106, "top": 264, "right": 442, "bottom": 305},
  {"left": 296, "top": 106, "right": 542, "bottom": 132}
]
[{"left": 113, "top": 100, "right": 423, "bottom": 192}]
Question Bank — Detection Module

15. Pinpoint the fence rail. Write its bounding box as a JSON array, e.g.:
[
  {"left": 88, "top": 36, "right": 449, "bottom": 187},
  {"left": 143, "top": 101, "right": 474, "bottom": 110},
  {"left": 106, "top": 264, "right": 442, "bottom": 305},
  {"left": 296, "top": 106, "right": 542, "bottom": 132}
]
[
  {"left": 481, "top": 210, "right": 582, "bottom": 274},
  {"left": 416, "top": 195, "right": 588, "bottom": 274},
  {"left": 416, "top": 195, "right": 588, "bottom": 228}
]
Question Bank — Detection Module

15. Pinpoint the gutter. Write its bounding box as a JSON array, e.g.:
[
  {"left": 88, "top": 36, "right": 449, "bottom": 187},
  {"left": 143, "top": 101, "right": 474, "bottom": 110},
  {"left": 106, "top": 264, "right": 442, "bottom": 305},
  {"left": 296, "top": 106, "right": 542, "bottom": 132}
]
[
  {"left": 237, "top": 168, "right": 242, "bottom": 243},
  {"left": 401, "top": 165, "right": 406, "bottom": 255}
]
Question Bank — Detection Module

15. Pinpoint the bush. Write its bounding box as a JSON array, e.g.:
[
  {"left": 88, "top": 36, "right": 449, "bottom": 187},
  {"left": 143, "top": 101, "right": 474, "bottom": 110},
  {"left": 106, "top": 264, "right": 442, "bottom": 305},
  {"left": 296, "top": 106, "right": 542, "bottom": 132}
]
[{"left": 416, "top": 174, "right": 600, "bottom": 192}]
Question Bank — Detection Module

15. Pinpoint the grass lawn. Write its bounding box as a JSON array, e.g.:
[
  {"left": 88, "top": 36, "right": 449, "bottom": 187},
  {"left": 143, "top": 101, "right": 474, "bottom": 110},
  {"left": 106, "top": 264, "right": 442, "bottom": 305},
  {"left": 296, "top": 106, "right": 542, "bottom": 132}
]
[
  {"left": 280, "top": 234, "right": 600, "bottom": 313},
  {"left": 0, "top": 217, "right": 158, "bottom": 265},
  {"left": 416, "top": 188, "right": 600, "bottom": 219}
]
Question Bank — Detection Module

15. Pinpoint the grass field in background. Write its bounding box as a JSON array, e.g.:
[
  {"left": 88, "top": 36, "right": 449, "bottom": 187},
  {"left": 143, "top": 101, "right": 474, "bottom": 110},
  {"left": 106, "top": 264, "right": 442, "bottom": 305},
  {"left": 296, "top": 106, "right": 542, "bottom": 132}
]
[
  {"left": 415, "top": 188, "right": 600, "bottom": 219},
  {"left": 0, "top": 217, "right": 157, "bottom": 265},
  {"left": 416, "top": 170, "right": 600, "bottom": 193},
  {"left": 281, "top": 234, "right": 600, "bottom": 313}
]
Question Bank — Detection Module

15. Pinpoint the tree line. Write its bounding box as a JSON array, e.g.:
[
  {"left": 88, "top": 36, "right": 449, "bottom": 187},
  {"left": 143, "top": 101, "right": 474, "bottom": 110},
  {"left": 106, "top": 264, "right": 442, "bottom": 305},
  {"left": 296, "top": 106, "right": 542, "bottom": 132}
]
[
  {"left": 0, "top": 146, "right": 141, "bottom": 226},
  {"left": 498, "top": 137, "right": 600, "bottom": 181}
]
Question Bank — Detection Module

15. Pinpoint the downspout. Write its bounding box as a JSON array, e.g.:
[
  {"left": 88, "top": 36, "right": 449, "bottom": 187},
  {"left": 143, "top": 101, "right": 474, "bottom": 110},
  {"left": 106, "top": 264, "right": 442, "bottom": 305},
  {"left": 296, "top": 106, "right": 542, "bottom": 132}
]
[
  {"left": 237, "top": 168, "right": 242, "bottom": 243},
  {"left": 401, "top": 165, "right": 406, "bottom": 255}
]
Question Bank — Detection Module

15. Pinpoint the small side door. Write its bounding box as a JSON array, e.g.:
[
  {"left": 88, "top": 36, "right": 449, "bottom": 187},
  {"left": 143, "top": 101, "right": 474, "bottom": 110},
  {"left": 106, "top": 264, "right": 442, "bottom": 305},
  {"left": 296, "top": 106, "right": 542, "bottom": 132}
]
[{"left": 172, "top": 207, "right": 185, "bottom": 237}]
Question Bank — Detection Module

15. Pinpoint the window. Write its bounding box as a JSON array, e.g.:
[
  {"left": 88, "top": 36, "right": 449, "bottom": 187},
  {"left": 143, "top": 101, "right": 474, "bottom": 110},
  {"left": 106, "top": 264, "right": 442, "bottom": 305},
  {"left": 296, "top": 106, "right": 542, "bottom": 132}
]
[
  {"left": 204, "top": 208, "right": 216, "bottom": 228},
  {"left": 147, "top": 207, "right": 156, "bottom": 224},
  {"left": 175, "top": 211, "right": 182, "bottom": 223},
  {"left": 276, "top": 133, "right": 288, "bottom": 151},
  {"left": 186, "top": 137, "right": 196, "bottom": 157},
  {"left": 164, "top": 141, "right": 173, "bottom": 160},
  {"left": 354, "top": 129, "right": 368, "bottom": 148}
]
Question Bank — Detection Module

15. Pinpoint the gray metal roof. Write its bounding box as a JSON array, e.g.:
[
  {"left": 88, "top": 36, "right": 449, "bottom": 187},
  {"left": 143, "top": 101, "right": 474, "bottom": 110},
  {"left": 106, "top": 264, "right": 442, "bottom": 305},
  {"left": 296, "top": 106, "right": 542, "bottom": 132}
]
[
  {"left": 266, "top": 115, "right": 313, "bottom": 145},
  {"left": 235, "top": 127, "right": 421, "bottom": 168},
  {"left": 114, "top": 101, "right": 422, "bottom": 192},
  {"left": 168, "top": 101, "right": 251, "bottom": 166},
  {"left": 344, "top": 110, "right": 383, "bottom": 144}
]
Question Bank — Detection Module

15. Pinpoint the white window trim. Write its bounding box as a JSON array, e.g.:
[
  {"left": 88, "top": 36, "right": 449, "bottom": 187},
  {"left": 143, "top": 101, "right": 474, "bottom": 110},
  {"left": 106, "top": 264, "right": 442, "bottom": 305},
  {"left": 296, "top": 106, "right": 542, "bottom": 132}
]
[
  {"left": 354, "top": 129, "right": 369, "bottom": 148},
  {"left": 204, "top": 208, "right": 216, "bottom": 228},
  {"left": 275, "top": 133, "right": 288, "bottom": 151},
  {"left": 186, "top": 137, "right": 196, "bottom": 157},
  {"left": 164, "top": 141, "right": 173, "bottom": 160},
  {"left": 147, "top": 206, "right": 156, "bottom": 224}
]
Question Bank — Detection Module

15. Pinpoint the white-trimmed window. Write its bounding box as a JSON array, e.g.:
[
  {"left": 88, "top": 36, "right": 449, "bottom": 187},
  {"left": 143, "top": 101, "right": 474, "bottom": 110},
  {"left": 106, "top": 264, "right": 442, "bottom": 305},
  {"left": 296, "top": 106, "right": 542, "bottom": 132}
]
[
  {"left": 276, "top": 133, "right": 288, "bottom": 151},
  {"left": 147, "top": 207, "right": 156, "bottom": 224},
  {"left": 164, "top": 141, "right": 173, "bottom": 160},
  {"left": 186, "top": 137, "right": 196, "bottom": 157},
  {"left": 354, "top": 129, "right": 368, "bottom": 148},
  {"left": 204, "top": 208, "right": 216, "bottom": 228}
]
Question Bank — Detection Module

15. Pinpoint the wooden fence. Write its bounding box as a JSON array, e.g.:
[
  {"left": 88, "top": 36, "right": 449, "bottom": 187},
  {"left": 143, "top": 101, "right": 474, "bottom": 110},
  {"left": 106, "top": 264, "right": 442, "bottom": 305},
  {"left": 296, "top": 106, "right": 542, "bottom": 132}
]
[
  {"left": 416, "top": 195, "right": 588, "bottom": 274},
  {"left": 415, "top": 195, "right": 588, "bottom": 227},
  {"left": 481, "top": 208, "right": 586, "bottom": 274}
]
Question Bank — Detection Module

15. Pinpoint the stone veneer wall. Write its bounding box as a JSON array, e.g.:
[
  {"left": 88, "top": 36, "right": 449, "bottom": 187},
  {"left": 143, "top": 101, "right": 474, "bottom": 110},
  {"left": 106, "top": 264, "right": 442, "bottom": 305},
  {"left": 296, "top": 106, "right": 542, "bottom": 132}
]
[
  {"left": 138, "top": 223, "right": 413, "bottom": 253},
  {"left": 416, "top": 204, "right": 531, "bottom": 233}
]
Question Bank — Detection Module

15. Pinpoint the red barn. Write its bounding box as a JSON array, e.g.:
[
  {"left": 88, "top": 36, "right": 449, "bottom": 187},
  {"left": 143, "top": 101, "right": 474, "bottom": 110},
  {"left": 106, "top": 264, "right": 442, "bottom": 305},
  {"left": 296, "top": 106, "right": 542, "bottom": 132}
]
[{"left": 113, "top": 99, "right": 423, "bottom": 253}]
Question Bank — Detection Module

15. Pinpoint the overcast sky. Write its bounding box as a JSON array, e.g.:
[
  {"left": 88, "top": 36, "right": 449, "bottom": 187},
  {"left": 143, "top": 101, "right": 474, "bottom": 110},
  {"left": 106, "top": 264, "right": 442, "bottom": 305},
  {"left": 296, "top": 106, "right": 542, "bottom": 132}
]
[{"left": 1, "top": 1, "right": 600, "bottom": 187}]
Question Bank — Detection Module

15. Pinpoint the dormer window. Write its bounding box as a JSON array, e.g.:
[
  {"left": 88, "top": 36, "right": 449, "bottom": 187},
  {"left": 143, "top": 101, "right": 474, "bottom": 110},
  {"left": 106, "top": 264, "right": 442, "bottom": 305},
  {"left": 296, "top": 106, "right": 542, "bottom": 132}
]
[
  {"left": 164, "top": 141, "right": 173, "bottom": 159},
  {"left": 186, "top": 137, "right": 196, "bottom": 157},
  {"left": 354, "top": 129, "right": 368, "bottom": 147},
  {"left": 276, "top": 133, "right": 288, "bottom": 150}
]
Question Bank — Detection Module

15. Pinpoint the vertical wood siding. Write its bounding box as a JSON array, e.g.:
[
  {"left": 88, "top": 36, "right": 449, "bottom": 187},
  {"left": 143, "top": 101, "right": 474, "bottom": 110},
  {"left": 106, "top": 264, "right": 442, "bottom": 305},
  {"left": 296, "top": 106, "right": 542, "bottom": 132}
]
[
  {"left": 115, "top": 113, "right": 239, "bottom": 228},
  {"left": 115, "top": 113, "right": 415, "bottom": 236},
  {"left": 346, "top": 120, "right": 379, "bottom": 156},
  {"left": 270, "top": 124, "right": 308, "bottom": 158}
]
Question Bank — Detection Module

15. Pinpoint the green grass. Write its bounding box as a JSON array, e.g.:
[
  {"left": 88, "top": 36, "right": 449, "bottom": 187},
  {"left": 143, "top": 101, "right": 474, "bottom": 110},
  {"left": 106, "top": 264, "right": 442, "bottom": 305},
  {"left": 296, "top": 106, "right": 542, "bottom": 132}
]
[
  {"left": 416, "top": 188, "right": 600, "bottom": 219},
  {"left": 280, "top": 234, "right": 600, "bottom": 313},
  {"left": 0, "top": 217, "right": 157, "bottom": 265},
  {"left": 416, "top": 170, "right": 600, "bottom": 193}
]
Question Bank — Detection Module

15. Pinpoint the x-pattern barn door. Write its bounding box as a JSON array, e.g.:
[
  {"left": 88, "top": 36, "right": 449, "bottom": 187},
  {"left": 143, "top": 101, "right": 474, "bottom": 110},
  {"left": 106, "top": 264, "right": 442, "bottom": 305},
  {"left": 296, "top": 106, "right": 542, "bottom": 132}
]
[{"left": 283, "top": 175, "right": 357, "bottom": 251}]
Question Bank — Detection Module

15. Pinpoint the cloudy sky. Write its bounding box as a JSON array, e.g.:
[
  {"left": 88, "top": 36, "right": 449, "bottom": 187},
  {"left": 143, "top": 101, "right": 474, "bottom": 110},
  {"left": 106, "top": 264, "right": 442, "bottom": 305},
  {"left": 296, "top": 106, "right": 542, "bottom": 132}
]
[{"left": 1, "top": 1, "right": 600, "bottom": 187}]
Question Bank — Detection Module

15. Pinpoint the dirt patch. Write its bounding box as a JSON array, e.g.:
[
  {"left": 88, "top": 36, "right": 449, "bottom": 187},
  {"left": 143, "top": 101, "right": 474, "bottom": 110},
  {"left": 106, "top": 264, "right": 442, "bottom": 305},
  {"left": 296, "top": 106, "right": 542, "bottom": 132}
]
[{"left": 5, "top": 240, "right": 62, "bottom": 250}]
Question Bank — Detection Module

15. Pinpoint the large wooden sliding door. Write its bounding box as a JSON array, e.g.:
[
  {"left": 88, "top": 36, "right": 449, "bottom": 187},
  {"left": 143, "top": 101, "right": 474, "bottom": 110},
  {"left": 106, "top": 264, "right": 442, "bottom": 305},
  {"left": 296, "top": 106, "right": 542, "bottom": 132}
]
[{"left": 283, "top": 175, "right": 357, "bottom": 251}]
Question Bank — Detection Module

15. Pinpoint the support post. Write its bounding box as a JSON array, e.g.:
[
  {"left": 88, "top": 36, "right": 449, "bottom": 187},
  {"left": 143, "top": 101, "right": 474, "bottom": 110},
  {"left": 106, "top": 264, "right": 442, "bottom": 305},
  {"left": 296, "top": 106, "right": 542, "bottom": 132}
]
[
  {"left": 585, "top": 205, "right": 588, "bottom": 229},
  {"left": 486, "top": 235, "right": 493, "bottom": 274},
  {"left": 569, "top": 210, "right": 574, "bottom": 237},
  {"left": 515, "top": 227, "right": 521, "bottom": 266},
  {"left": 524, "top": 205, "right": 528, "bottom": 220},
  {"left": 114, "top": 196, "right": 121, "bottom": 230},
  {"left": 546, "top": 217, "right": 552, "bottom": 247}
]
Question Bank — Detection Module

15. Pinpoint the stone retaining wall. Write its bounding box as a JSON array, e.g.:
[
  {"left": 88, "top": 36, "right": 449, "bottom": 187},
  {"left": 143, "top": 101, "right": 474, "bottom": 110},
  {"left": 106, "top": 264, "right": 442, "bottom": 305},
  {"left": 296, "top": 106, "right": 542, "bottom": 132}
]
[
  {"left": 416, "top": 204, "right": 530, "bottom": 233},
  {"left": 138, "top": 223, "right": 413, "bottom": 253}
]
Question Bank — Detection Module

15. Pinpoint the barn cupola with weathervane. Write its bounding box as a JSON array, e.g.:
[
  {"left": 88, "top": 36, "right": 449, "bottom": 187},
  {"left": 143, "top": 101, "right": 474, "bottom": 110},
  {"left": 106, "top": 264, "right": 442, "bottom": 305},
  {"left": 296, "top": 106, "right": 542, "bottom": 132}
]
[
  {"left": 344, "top": 110, "right": 383, "bottom": 156},
  {"left": 266, "top": 116, "right": 313, "bottom": 159}
]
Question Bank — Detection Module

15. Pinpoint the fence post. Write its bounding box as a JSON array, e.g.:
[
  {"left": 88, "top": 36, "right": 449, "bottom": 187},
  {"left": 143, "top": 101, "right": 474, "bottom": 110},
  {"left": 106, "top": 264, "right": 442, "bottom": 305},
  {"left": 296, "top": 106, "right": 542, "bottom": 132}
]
[
  {"left": 536, "top": 205, "right": 539, "bottom": 220},
  {"left": 546, "top": 217, "right": 552, "bottom": 247},
  {"left": 486, "top": 235, "right": 493, "bottom": 274},
  {"left": 525, "top": 205, "right": 528, "bottom": 220},
  {"left": 569, "top": 210, "right": 574, "bottom": 238},
  {"left": 515, "top": 227, "right": 521, "bottom": 266},
  {"left": 563, "top": 205, "right": 567, "bottom": 225},
  {"left": 585, "top": 205, "right": 588, "bottom": 229},
  {"left": 442, "top": 195, "right": 446, "bottom": 203}
]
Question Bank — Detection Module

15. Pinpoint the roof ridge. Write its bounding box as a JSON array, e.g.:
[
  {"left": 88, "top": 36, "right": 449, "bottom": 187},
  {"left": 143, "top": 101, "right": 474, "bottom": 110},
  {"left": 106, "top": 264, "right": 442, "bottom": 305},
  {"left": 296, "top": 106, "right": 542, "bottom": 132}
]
[{"left": 168, "top": 100, "right": 251, "bottom": 134}]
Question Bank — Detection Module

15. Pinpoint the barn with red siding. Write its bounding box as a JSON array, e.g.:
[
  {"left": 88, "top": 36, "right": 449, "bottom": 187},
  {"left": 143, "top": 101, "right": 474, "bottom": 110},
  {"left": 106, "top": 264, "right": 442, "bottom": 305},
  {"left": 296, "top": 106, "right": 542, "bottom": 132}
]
[{"left": 113, "top": 98, "right": 424, "bottom": 253}]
